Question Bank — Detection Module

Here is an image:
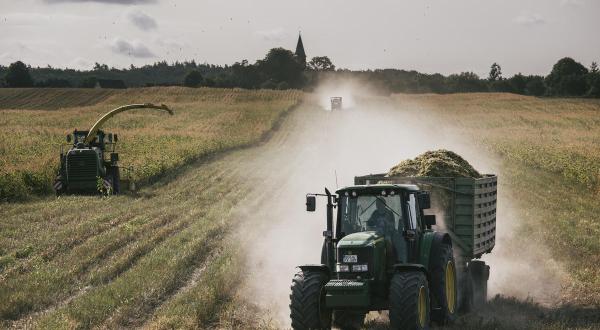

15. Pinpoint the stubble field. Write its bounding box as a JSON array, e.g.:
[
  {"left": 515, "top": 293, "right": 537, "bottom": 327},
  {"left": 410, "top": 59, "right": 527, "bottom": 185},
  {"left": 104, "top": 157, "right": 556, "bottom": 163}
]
[{"left": 1, "top": 88, "right": 600, "bottom": 329}]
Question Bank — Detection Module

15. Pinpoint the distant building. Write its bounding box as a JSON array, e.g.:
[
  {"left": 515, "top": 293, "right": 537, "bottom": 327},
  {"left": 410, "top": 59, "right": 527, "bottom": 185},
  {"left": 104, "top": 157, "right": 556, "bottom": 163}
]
[
  {"left": 295, "top": 33, "right": 307, "bottom": 65},
  {"left": 95, "top": 79, "right": 127, "bottom": 89}
]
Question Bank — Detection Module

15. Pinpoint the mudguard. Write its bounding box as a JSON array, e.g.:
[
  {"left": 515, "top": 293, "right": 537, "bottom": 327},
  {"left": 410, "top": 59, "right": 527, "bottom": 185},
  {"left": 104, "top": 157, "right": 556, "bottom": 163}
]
[
  {"left": 298, "top": 264, "right": 330, "bottom": 274},
  {"left": 392, "top": 263, "right": 429, "bottom": 279}
]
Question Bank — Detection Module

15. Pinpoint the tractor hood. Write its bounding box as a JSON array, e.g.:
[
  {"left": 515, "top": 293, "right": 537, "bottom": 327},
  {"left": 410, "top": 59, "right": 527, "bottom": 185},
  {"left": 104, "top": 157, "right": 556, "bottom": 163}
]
[{"left": 337, "top": 231, "right": 382, "bottom": 249}]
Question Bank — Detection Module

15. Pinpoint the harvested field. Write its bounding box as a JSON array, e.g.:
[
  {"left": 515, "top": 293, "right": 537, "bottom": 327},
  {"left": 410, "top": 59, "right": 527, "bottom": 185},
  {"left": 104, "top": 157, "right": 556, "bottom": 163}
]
[
  {"left": 0, "top": 87, "right": 302, "bottom": 201},
  {"left": 2, "top": 90, "right": 600, "bottom": 329},
  {"left": 0, "top": 88, "right": 118, "bottom": 110}
]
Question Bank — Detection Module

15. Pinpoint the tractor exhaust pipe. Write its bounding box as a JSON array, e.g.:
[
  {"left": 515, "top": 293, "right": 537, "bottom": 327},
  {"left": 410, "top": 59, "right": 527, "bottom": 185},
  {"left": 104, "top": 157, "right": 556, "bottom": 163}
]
[
  {"left": 325, "top": 188, "right": 334, "bottom": 269},
  {"left": 325, "top": 188, "right": 333, "bottom": 237}
]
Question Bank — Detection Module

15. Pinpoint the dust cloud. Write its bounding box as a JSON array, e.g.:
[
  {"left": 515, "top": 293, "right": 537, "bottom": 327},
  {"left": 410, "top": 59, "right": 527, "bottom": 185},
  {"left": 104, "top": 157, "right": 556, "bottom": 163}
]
[{"left": 232, "top": 82, "right": 567, "bottom": 327}]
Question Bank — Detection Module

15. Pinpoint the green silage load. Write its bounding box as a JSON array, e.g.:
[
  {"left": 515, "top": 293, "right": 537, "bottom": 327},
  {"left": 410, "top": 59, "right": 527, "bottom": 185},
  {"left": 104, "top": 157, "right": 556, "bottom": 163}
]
[{"left": 387, "top": 149, "right": 481, "bottom": 178}]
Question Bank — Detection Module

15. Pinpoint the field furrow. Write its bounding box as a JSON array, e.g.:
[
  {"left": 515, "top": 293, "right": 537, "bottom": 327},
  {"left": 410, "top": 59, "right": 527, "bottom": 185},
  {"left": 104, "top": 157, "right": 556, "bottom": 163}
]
[{"left": 3, "top": 90, "right": 600, "bottom": 330}]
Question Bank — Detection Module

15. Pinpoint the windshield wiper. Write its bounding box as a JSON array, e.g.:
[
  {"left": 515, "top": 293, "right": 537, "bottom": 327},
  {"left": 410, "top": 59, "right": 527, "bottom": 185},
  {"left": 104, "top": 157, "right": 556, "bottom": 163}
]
[{"left": 375, "top": 196, "right": 402, "bottom": 218}]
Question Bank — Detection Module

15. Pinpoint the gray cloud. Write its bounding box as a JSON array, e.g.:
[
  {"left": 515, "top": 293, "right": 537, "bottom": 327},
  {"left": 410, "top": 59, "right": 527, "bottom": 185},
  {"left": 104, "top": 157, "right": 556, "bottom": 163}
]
[
  {"left": 514, "top": 12, "right": 546, "bottom": 26},
  {"left": 110, "top": 37, "right": 155, "bottom": 58},
  {"left": 44, "top": 0, "right": 156, "bottom": 4},
  {"left": 127, "top": 10, "right": 157, "bottom": 30}
]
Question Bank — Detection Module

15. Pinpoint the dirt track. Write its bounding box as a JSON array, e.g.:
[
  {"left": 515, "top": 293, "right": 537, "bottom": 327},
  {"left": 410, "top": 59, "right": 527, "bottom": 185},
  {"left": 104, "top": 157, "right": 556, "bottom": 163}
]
[{"left": 227, "top": 95, "right": 596, "bottom": 329}]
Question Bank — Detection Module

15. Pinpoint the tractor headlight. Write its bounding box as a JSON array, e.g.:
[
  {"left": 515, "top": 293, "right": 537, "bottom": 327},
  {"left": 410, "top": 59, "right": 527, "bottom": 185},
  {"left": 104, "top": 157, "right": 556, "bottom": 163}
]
[
  {"left": 352, "top": 264, "right": 368, "bottom": 272},
  {"left": 336, "top": 264, "right": 350, "bottom": 272}
]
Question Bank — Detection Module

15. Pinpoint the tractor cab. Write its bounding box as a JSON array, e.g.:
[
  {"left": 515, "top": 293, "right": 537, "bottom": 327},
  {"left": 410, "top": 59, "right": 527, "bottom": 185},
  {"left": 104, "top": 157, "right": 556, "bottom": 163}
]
[
  {"left": 337, "top": 185, "right": 416, "bottom": 267},
  {"left": 68, "top": 129, "right": 117, "bottom": 149},
  {"left": 303, "top": 184, "right": 435, "bottom": 314},
  {"left": 333, "top": 185, "right": 432, "bottom": 279}
]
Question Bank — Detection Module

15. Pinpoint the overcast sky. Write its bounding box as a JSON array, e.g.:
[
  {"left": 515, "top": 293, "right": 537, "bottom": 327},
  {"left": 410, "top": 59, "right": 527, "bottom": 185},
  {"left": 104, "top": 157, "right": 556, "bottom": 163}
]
[{"left": 1, "top": 0, "right": 598, "bottom": 76}]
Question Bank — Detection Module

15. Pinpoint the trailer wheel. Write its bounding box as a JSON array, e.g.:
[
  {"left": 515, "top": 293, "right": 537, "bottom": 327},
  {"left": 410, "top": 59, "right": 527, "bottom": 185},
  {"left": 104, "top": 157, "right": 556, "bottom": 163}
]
[
  {"left": 464, "top": 260, "right": 489, "bottom": 311},
  {"left": 389, "top": 271, "right": 430, "bottom": 330},
  {"left": 290, "top": 269, "right": 331, "bottom": 330},
  {"left": 333, "top": 310, "right": 365, "bottom": 330},
  {"left": 429, "top": 243, "right": 458, "bottom": 324}
]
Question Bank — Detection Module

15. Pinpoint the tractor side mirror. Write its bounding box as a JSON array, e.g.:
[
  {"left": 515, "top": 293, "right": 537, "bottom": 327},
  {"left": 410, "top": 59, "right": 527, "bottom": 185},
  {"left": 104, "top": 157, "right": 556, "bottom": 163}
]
[
  {"left": 113, "top": 134, "right": 118, "bottom": 142},
  {"left": 424, "top": 215, "right": 436, "bottom": 228},
  {"left": 306, "top": 195, "right": 316, "bottom": 212},
  {"left": 418, "top": 192, "right": 431, "bottom": 209},
  {"left": 66, "top": 134, "right": 72, "bottom": 143}
]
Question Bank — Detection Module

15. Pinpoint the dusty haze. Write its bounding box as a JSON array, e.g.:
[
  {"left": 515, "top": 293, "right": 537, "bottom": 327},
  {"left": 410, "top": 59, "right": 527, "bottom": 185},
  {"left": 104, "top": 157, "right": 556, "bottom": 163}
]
[{"left": 231, "top": 83, "right": 567, "bottom": 327}]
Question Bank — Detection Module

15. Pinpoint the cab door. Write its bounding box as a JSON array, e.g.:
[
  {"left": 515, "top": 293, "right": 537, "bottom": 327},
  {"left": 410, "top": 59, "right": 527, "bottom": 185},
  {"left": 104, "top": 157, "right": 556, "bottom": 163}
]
[{"left": 404, "top": 193, "right": 421, "bottom": 263}]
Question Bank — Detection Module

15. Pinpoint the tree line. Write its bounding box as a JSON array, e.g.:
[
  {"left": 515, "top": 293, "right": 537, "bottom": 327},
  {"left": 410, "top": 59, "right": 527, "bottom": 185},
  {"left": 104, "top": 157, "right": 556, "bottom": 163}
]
[{"left": 1, "top": 48, "right": 598, "bottom": 98}]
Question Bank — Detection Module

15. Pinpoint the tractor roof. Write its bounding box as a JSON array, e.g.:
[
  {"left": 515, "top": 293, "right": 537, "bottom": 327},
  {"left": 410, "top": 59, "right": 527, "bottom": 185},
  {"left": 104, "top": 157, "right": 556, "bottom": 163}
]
[{"left": 336, "top": 183, "right": 419, "bottom": 195}]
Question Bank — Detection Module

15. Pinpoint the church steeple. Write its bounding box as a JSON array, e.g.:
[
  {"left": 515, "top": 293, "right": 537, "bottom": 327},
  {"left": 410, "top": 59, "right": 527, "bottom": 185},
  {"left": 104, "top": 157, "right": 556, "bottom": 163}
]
[{"left": 295, "top": 33, "right": 306, "bottom": 64}]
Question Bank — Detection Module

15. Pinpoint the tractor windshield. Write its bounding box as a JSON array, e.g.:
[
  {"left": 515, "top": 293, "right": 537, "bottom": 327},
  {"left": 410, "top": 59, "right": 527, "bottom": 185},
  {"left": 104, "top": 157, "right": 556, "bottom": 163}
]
[
  {"left": 73, "top": 132, "right": 87, "bottom": 145},
  {"left": 339, "top": 194, "right": 404, "bottom": 236}
]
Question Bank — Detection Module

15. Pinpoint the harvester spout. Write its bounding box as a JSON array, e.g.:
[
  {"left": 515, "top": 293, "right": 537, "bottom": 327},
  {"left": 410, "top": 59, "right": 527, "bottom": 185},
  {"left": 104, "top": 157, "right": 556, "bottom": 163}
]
[{"left": 84, "top": 103, "right": 173, "bottom": 144}]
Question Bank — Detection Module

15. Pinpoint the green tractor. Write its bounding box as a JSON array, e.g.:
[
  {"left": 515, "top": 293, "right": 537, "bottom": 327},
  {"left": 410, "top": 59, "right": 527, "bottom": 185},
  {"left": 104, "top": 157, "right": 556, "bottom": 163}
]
[
  {"left": 54, "top": 103, "right": 173, "bottom": 195},
  {"left": 290, "top": 174, "right": 496, "bottom": 329}
]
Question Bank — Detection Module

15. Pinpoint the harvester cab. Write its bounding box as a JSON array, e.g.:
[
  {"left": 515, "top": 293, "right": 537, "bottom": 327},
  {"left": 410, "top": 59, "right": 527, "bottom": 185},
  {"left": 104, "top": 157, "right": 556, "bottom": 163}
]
[
  {"left": 54, "top": 103, "right": 173, "bottom": 195},
  {"left": 291, "top": 174, "right": 497, "bottom": 329}
]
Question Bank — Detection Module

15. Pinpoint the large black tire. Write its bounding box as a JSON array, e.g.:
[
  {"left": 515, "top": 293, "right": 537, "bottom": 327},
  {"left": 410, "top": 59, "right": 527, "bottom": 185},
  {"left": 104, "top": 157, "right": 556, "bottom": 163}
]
[
  {"left": 106, "top": 166, "right": 120, "bottom": 194},
  {"left": 53, "top": 175, "right": 66, "bottom": 196},
  {"left": 290, "top": 269, "right": 331, "bottom": 329},
  {"left": 429, "top": 243, "right": 458, "bottom": 324},
  {"left": 389, "top": 271, "right": 430, "bottom": 330},
  {"left": 333, "top": 310, "right": 366, "bottom": 330},
  {"left": 463, "top": 260, "right": 489, "bottom": 311}
]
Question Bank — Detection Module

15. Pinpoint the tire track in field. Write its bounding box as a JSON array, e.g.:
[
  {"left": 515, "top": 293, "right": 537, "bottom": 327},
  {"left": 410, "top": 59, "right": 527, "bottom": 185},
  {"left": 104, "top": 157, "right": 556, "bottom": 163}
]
[
  {"left": 221, "top": 94, "right": 546, "bottom": 329},
  {"left": 5, "top": 163, "right": 245, "bottom": 325},
  {"left": 3, "top": 100, "right": 302, "bottom": 329}
]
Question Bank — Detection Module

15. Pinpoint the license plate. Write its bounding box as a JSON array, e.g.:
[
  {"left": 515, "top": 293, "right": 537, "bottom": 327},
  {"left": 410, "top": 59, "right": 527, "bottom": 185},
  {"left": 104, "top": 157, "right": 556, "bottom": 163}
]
[{"left": 343, "top": 255, "right": 358, "bottom": 263}]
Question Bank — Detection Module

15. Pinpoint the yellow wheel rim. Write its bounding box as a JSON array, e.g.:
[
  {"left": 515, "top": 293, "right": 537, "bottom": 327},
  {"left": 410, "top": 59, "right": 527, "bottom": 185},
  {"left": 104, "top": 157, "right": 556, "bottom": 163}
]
[
  {"left": 445, "top": 261, "right": 457, "bottom": 314},
  {"left": 418, "top": 285, "right": 427, "bottom": 327}
]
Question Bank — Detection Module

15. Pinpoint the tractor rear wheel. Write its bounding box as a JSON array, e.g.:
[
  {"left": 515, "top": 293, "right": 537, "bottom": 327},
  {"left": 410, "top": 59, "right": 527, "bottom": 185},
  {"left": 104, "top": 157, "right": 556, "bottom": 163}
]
[
  {"left": 389, "top": 271, "right": 430, "bottom": 330},
  {"left": 290, "top": 269, "right": 331, "bottom": 330},
  {"left": 333, "top": 310, "right": 365, "bottom": 330},
  {"left": 464, "top": 260, "right": 489, "bottom": 311},
  {"left": 429, "top": 243, "right": 458, "bottom": 324}
]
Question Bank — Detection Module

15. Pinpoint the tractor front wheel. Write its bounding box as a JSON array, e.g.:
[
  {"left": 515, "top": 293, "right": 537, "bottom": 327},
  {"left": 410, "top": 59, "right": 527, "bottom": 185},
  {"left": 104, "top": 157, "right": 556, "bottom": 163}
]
[
  {"left": 389, "top": 271, "right": 430, "bottom": 330},
  {"left": 106, "top": 166, "right": 121, "bottom": 194},
  {"left": 290, "top": 268, "right": 331, "bottom": 330}
]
